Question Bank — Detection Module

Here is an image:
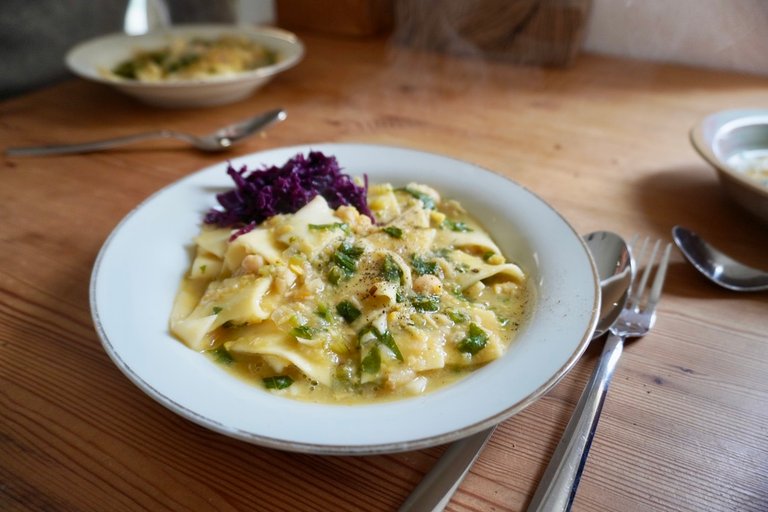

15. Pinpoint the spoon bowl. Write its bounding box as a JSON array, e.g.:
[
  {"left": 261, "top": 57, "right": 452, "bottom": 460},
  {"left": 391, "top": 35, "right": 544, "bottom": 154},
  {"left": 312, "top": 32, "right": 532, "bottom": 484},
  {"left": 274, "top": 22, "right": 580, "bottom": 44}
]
[
  {"left": 584, "top": 231, "right": 634, "bottom": 336},
  {"left": 672, "top": 226, "right": 768, "bottom": 292}
]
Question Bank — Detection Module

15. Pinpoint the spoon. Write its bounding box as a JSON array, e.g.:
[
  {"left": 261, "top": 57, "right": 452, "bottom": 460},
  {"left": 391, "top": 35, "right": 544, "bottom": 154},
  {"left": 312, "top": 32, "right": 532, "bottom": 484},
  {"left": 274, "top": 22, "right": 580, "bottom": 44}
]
[
  {"left": 399, "top": 231, "right": 633, "bottom": 512},
  {"left": 672, "top": 226, "right": 768, "bottom": 292},
  {"left": 4, "top": 108, "right": 286, "bottom": 157}
]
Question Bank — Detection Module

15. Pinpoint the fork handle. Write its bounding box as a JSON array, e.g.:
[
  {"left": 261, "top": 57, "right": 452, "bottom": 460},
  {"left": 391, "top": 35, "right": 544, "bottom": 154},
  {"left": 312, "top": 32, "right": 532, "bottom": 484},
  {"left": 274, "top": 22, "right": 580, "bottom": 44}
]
[
  {"left": 526, "top": 333, "right": 624, "bottom": 512},
  {"left": 5, "top": 130, "right": 173, "bottom": 156}
]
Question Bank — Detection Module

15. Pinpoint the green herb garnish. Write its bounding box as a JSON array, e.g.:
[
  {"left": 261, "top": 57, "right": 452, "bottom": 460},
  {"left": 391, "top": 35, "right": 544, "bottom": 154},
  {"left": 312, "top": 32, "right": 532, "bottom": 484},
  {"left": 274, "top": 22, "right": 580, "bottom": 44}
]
[
  {"left": 447, "top": 309, "right": 469, "bottom": 323},
  {"left": 336, "top": 300, "right": 361, "bottom": 323},
  {"left": 291, "top": 325, "right": 315, "bottom": 339},
  {"left": 381, "top": 254, "right": 404, "bottom": 284},
  {"left": 411, "top": 255, "right": 439, "bottom": 276},
  {"left": 361, "top": 346, "right": 381, "bottom": 374},
  {"left": 457, "top": 323, "right": 488, "bottom": 355},
  {"left": 210, "top": 346, "right": 234, "bottom": 365},
  {"left": 263, "top": 375, "right": 294, "bottom": 389},
  {"left": 309, "top": 222, "right": 350, "bottom": 234},
  {"left": 382, "top": 226, "right": 403, "bottom": 238},
  {"left": 327, "top": 266, "right": 344, "bottom": 285},
  {"left": 212, "top": 306, "right": 223, "bottom": 315},
  {"left": 375, "top": 329, "right": 404, "bottom": 361},
  {"left": 358, "top": 325, "right": 404, "bottom": 362},
  {"left": 333, "top": 250, "right": 357, "bottom": 274},
  {"left": 330, "top": 241, "right": 365, "bottom": 281},
  {"left": 412, "top": 294, "right": 440, "bottom": 313},
  {"left": 401, "top": 187, "right": 436, "bottom": 209},
  {"left": 482, "top": 251, "right": 495, "bottom": 261},
  {"left": 443, "top": 219, "right": 473, "bottom": 232},
  {"left": 315, "top": 303, "right": 333, "bottom": 322},
  {"left": 451, "top": 285, "right": 469, "bottom": 302}
]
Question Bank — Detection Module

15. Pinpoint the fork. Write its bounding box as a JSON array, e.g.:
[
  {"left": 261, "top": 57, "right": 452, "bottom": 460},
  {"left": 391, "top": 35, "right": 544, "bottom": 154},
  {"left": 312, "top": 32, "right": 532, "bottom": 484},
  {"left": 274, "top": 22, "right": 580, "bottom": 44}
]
[{"left": 526, "top": 237, "right": 672, "bottom": 512}]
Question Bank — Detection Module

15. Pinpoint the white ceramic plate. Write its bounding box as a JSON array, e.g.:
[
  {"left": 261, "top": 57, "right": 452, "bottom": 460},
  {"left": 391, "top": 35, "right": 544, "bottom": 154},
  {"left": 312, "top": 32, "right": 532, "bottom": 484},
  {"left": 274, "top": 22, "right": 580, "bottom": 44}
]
[
  {"left": 66, "top": 24, "right": 304, "bottom": 108},
  {"left": 90, "top": 143, "right": 599, "bottom": 454}
]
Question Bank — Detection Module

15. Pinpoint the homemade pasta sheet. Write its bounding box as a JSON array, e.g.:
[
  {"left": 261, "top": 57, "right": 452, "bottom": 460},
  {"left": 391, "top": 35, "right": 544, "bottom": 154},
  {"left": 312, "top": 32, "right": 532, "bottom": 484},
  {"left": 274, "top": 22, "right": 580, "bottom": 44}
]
[{"left": 170, "top": 180, "right": 529, "bottom": 403}]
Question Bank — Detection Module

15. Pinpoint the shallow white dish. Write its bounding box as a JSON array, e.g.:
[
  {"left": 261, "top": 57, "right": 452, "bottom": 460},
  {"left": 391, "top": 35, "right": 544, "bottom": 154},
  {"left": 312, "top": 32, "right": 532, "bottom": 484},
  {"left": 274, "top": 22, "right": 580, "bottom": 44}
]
[
  {"left": 691, "top": 108, "right": 768, "bottom": 225},
  {"left": 66, "top": 24, "right": 304, "bottom": 108},
  {"left": 90, "top": 143, "right": 599, "bottom": 454}
]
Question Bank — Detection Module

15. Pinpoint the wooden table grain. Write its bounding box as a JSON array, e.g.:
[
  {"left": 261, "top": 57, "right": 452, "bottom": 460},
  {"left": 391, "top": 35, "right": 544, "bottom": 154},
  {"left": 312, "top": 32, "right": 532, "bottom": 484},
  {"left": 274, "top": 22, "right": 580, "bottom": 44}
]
[{"left": 2, "top": 33, "right": 767, "bottom": 512}]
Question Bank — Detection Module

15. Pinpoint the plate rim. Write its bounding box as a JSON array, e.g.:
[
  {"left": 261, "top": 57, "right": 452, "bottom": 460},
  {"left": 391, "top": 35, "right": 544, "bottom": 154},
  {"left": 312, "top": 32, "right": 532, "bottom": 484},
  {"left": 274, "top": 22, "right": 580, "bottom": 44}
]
[{"left": 89, "top": 142, "right": 600, "bottom": 455}]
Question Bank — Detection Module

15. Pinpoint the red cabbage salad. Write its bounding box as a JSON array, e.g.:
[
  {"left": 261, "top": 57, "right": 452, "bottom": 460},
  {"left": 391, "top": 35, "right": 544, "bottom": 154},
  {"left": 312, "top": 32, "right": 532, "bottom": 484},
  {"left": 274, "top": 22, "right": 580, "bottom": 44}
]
[{"left": 204, "top": 151, "right": 374, "bottom": 237}]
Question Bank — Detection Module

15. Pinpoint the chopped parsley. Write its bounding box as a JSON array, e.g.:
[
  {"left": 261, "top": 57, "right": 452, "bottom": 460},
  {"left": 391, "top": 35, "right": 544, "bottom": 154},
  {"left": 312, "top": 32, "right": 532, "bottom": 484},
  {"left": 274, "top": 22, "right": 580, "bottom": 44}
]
[
  {"left": 443, "top": 219, "right": 473, "bottom": 232},
  {"left": 457, "top": 323, "right": 489, "bottom": 355},
  {"left": 412, "top": 294, "right": 440, "bottom": 313},
  {"left": 401, "top": 187, "right": 436, "bottom": 210},
  {"left": 381, "top": 254, "right": 404, "bottom": 284},
  {"left": 411, "top": 255, "right": 439, "bottom": 276},
  {"left": 446, "top": 309, "right": 469, "bottom": 323},
  {"left": 291, "top": 325, "right": 316, "bottom": 339},
  {"left": 329, "top": 241, "right": 364, "bottom": 283},
  {"left": 336, "top": 300, "right": 361, "bottom": 323},
  {"left": 210, "top": 346, "right": 233, "bottom": 365},
  {"left": 212, "top": 306, "right": 223, "bottom": 315},
  {"left": 315, "top": 303, "right": 333, "bottom": 322},
  {"left": 375, "top": 329, "right": 404, "bottom": 361},
  {"left": 359, "top": 325, "right": 404, "bottom": 362},
  {"left": 263, "top": 375, "right": 294, "bottom": 389},
  {"left": 361, "top": 346, "right": 381, "bottom": 374},
  {"left": 381, "top": 226, "right": 403, "bottom": 238},
  {"left": 309, "top": 222, "right": 350, "bottom": 234}
]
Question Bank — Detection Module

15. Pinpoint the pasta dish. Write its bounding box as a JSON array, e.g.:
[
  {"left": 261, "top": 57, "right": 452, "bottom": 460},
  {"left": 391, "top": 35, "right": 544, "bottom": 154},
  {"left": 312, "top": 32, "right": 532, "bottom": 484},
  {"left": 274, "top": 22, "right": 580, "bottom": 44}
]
[{"left": 170, "top": 154, "right": 529, "bottom": 403}]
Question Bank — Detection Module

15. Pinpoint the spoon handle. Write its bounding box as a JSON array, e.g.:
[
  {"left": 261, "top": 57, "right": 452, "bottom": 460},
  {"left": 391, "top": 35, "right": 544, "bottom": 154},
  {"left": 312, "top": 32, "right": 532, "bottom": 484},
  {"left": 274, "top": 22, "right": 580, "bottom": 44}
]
[
  {"left": 526, "top": 333, "right": 624, "bottom": 512},
  {"left": 5, "top": 130, "right": 170, "bottom": 156},
  {"left": 398, "top": 427, "right": 495, "bottom": 512}
]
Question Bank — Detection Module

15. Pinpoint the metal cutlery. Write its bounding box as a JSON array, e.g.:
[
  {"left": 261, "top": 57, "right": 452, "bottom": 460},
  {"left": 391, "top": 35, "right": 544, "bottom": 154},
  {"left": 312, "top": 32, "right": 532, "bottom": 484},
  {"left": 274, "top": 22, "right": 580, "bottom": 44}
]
[
  {"left": 527, "top": 237, "right": 671, "bottom": 511},
  {"left": 399, "top": 231, "right": 633, "bottom": 512},
  {"left": 672, "top": 226, "right": 768, "bottom": 292},
  {"left": 5, "top": 108, "right": 286, "bottom": 157}
]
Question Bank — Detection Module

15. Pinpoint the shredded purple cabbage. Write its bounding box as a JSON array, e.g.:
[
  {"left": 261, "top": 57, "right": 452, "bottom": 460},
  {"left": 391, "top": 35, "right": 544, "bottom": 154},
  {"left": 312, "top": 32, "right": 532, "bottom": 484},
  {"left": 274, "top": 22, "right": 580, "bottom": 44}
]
[{"left": 204, "top": 151, "right": 374, "bottom": 236}]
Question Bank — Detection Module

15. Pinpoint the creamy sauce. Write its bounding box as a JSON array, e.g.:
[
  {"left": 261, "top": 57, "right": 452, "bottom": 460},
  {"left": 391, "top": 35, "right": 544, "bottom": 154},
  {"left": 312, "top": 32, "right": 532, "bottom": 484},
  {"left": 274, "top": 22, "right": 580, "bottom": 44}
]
[{"left": 171, "top": 183, "right": 530, "bottom": 404}]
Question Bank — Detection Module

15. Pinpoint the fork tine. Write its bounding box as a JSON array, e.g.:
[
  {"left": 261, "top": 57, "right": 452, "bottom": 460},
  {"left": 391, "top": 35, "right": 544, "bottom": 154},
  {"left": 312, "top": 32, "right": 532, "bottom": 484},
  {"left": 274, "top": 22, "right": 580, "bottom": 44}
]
[
  {"left": 634, "top": 239, "right": 661, "bottom": 304},
  {"left": 626, "top": 236, "right": 646, "bottom": 306},
  {"left": 627, "top": 237, "right": 660, "bottom": 309},
  {"left": 647, "top": 242, "right": 672, "bottom": 309}
]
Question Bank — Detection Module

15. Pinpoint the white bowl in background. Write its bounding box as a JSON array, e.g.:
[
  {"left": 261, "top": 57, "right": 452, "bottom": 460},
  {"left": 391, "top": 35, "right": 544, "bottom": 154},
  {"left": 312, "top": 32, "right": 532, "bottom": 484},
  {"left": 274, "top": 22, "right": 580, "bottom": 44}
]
[
  {"left": 66, "top": 24, "right": 304, "bottom": 108},
  {"left": 691, "top": 108, "right": 768, "bottom": 224}
]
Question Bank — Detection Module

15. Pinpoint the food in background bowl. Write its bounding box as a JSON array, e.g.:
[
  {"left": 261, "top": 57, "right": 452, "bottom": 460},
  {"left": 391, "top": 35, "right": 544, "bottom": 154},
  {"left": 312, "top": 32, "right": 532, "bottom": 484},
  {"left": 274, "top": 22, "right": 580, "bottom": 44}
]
[
  {"left": 66, "top": 25, "right": 304, "bottom": 107},
  {"left": 170, "top": 152, "right": 530, "bottom": 404},
  {"left": 109, "top": 35, "right": 277, "bottom": 82},
  {"left": 727, "top": 150, "right": 768, "bottom": 188}
]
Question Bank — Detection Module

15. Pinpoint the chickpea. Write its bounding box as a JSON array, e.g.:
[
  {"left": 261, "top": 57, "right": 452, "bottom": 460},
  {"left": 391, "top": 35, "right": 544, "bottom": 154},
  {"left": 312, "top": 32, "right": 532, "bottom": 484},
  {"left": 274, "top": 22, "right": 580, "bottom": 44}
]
[
  {"left": 241, "top": 254, "right": 265, "bottom": 273},
  {"left": 413, "top": 274, "right": 443, "bottom": 295}
]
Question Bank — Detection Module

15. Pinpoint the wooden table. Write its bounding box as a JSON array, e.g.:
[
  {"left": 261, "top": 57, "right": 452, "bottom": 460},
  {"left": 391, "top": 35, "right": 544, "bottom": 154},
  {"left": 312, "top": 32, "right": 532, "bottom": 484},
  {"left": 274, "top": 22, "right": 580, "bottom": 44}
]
[{"left": 2, "top": 33, "right": 767, "bottom": 512}]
